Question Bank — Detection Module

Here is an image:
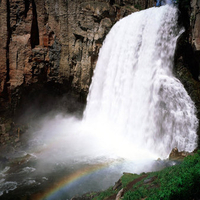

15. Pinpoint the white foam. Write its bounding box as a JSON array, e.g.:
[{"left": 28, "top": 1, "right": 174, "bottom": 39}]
[{"left": 83, "top": 5, "right": 198, "bottom": 159}]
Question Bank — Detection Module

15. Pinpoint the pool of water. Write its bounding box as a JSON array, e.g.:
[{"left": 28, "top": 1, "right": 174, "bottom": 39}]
[{"left": 0, "top": 147, "right": 178, "bottom": 200}]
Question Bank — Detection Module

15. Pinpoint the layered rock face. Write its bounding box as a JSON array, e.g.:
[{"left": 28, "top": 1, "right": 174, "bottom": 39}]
[
  {"left": 0, "top": 1, "right": 8, "bottom": 101},
  {"left": 190, "top": 0, "right": 200, "bottom": 82},
  {"left": 0, "top": 0, "right": 154, "bottom": 110},
  {"left": 191, "top": 0, "right": 200, "bottom": 52}
]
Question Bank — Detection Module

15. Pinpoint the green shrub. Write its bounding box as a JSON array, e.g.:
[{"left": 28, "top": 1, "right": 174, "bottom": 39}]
[{"left": 93, "top": 187, "right": 117, "bottom": 200}]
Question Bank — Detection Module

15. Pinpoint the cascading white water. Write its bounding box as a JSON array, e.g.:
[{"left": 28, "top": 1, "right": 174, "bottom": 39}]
[{"left": 83, "top": 5, "right": 198, "bottom": 159}]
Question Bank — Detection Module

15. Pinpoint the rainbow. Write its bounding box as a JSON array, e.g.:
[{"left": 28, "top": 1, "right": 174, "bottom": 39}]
[{"left": 30, "top": 160, "right": 121, "bottom": 200}]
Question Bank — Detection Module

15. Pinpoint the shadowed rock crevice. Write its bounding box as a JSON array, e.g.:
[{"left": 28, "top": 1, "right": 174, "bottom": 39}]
[
  {"left": 4, "top": 0, "right": 11, "bottom": 99},
  {"left": 74, "top": 33, "right": 84, "bottom": 43},
  {"left": 12, "top": 81, "right": 85, "bottom": 122},
  {"left": 175, "top": 32, "right": 200, "bottom": 81},
  {"left": 145, "top": 0, "right": 149, "bottom": 8},
  {"left": 24, "top": 0, "right": 30, "bottom": 18},
  {"left": 30, "top": 0, "right": 39, "bottom": 48},
  {"left": 110, "top": 0, "right": 115, "bottom": 5}
]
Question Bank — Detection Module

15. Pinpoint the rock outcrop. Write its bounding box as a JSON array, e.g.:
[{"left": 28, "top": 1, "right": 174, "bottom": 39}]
[
  {"left": 191, "top": 0, "right": 200, "bottom": 52},
  {"left": 0, "top": 0, "right": 8, "bottom": 102},
  {"left": 0, "top": 0, "right": 155, "bottom": 114}
]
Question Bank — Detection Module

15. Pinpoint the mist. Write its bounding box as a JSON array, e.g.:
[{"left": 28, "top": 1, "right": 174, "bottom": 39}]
[
  {"left": 22, "top": 110, "right": 159, "bottom": 175},
  {"left": 5, "top": 102, "right": 163, "bottom": 199}
]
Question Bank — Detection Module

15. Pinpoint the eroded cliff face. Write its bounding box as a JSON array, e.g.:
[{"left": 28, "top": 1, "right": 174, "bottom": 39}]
[
  {"left": 191, "top": 0, "right": 200, "bottom": 52},
  {"left": 0, "top": 0, "right": 8, "bottom": 103},
  {"left": 0, "top": 0, "right": 155, "bottom": 144},
  {"left": 0, "top": 0, "right": 154, "bottom": 112}
]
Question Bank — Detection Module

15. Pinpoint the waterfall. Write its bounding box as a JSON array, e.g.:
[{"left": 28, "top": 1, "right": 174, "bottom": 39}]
[
  {"left": 1, "top": 5, "right": 199, "bottom": 199},
  {"left": 83, "top": 5, "right": 198, "bottom": 159}
]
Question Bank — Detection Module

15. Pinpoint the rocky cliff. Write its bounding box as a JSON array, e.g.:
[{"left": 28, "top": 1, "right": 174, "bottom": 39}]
[
  {"left": 0, "top": 0, "right": 154, "bottom": 114},
  {"left": 0, "top": 0, "right": 200, "bottom": 145},
  {"left": 191, "top": 0, "right": 200, "bottom": 52},
  {"left": 0, "top": 0, "right": 155, "bottom": 144}
]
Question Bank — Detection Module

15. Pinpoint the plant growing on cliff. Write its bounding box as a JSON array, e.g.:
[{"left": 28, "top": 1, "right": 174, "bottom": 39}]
[
  {"left": 93, "top": 187, "right": 117, "bottom": 200},
  {"left": 134, "top": 4, "right": 142, "bottom": 10}
]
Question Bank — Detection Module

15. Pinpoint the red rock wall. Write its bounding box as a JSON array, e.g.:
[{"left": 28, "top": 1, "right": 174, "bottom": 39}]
[
  {"left": 0, "top": 0, "right": 8, "bottom": 98},
  {"left": 0, "top": 0, "right": 156, "bottom": 100}
]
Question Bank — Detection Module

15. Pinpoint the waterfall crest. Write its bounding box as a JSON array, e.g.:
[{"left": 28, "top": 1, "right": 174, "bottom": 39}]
[{"left": 83, "top": 5, "right": 198, "bottom": 159}]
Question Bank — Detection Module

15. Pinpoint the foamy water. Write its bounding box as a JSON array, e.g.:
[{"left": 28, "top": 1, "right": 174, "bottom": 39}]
[{"left": 83, "top": 5, "right": 198, "bottom": 159}]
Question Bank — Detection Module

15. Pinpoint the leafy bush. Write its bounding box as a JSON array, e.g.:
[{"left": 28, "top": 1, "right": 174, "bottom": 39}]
[{"left": 93, "top": 187, "right": 117, "bottom": 200}]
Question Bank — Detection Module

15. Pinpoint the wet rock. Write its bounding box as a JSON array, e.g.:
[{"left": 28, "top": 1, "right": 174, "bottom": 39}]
[
  {"left": 191, "top": 0, "right": 200, "bottom": 51},
  {"left": 143, "top": 177, "right": 154, "bottom": 184},
  {"left": 14, "top": 138, "right": 19, "bottom": 143},
  {"left": 116, "top": 188, "right": 124, "bottom": 200},
  {"left": 0, "top": 156, "right": 9, "bottom": 170},
  {"left": 113, "top": 179, "right": 122, "bottom": 190},
  {"left": 169, "top": 147, "right": 194, "bottom": 161}
]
